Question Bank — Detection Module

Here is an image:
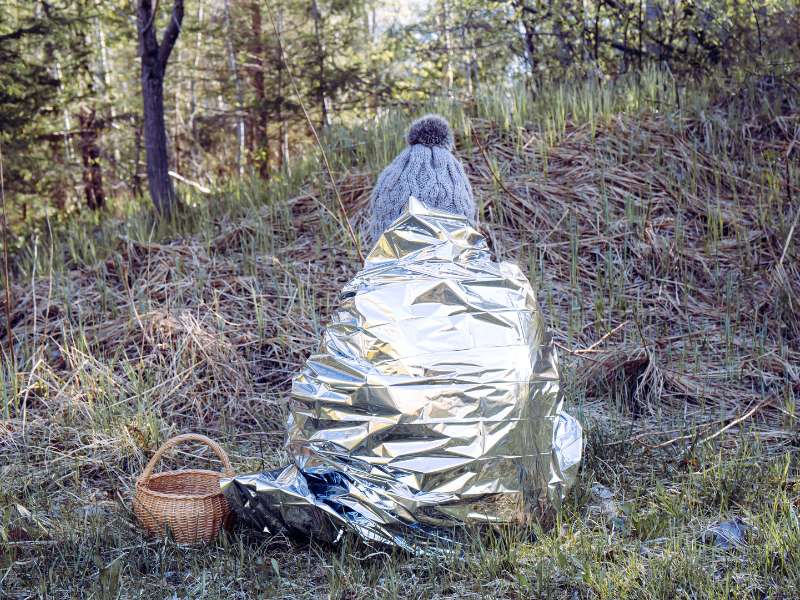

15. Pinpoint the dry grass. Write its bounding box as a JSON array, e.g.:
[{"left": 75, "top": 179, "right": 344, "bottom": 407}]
[
  {"left": 464, "top": 109, "right": 799, "bottom": 442},
  {"left": 1, "top": 73, "right": 799, "bottom": 598}
]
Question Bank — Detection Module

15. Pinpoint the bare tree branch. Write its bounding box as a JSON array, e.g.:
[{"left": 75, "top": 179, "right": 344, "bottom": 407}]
[
  {"left": 0, "top": 22, "right": 48, "bottom": 42},
  {"left": 158, "top": 0, "right": 184, "bottom": 69},
  {"left": 137, "top": 0, "right": 159, "bottom": 65}
]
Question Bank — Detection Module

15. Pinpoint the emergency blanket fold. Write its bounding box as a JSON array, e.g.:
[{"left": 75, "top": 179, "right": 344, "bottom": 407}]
[{"left": 222, "top": 197, "right": 582, "bottom": 550}]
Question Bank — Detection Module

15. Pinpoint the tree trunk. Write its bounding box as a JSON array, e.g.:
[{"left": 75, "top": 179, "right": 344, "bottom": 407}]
[
  {"left": 593, "top": 0, "right": 601, "bottom": 63},
  {"left": 132, "top": 120, "right": 144, "bottom": 197},
  {"left": 223, "top": 0, "right": 246, "bottom": 177},
  {"left": 94, "top": 13, "right": 120, "bottom": 177},
  {"left": 53, "top": 60, "right": 75, "bottom": 166},
  {"left": 189, "top": 1, "right": 204, "bottom": 169},
  {"left": 173, "top": 83, "right": 181, "bottom": 175},
  {"left": 276, "top": 5, "right": 288, "bottom": 171},
  {"left": 48, "top": 138, "right": 67, "bottom": 211},
  {"left": 70, "top": 13, "right": 105, "bottom": 212},
  {"left": 249, "top": 1, "right": 269, "bottom": 179},
  {"left": 462, "top": 27, "right": 471, "bottom": 94},
  {"left": 141, "top": 62, "right": 175, "bottom": 215},
  {"left": 310, "top": 0, "right": 329, "bottom": 130},
  {"left": 439, "top": 0, "right": 454, "bottom": 92},
  {"left": 78, "top": 105, "right": 105, "bottom": 210},
  {"left": 137, "top": 0, "right": 184, "bottom": 217},
  {"left": 516, "top": 0, "right": 537, "bottom": 80}
]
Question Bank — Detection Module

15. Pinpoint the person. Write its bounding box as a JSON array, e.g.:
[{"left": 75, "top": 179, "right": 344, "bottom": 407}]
[{"left": 224, "top": 114, "right": 582, "bottom": 551}]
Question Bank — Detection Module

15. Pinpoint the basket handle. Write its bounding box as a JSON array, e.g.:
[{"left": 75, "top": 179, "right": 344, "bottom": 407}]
[{"left": 140, "top": 433, "right": 234, "bottom": 481}]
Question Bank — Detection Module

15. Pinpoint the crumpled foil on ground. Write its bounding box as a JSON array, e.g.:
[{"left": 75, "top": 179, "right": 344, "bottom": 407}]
[{"left": 223, "top": 197, "right": 582, "bottom": 550}]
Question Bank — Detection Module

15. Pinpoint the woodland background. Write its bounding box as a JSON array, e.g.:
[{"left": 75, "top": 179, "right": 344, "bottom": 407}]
[{"left": 2, "top": 0, "right": 798, "bottom": 237}]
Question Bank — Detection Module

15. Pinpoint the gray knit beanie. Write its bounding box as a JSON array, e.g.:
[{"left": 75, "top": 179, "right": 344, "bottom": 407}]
[{"left": 366, "top": 114, "right": 475, "bottom": 245}]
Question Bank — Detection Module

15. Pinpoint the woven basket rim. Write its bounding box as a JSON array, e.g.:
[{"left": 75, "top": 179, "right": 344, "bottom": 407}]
[{"left": 135, "top": 468, "right": 229, "bottom": 502}]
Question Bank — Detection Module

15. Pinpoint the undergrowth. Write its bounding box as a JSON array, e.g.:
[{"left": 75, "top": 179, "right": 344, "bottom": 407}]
[{"left": 1, "top": 69, "right": 798, "bottom": 598}]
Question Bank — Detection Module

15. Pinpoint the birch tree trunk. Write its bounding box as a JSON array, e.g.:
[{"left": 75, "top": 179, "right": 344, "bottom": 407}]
[
  {"left": 223, "top": 0, "right": 246, "bottom": 177},
  {"left": 438, "top": 0, "right": 454, "bottom": 92},
  {"left": 310, "top": 0, "right": 329, "bottom": 130},
  {"left": 276, "top": 5, "right": 289, "bottom": 172},
  {"left": 76, "top": 15, "right": 105, "bottom": 211},
  {"left": 93, "top": 11, "right": 120, "bottom": 174},
  {"left": 189, "top": 1, "right": 204, "bottom": 170}
]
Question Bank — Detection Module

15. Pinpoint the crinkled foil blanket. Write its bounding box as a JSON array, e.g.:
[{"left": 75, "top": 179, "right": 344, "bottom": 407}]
[{"left": 223, "top": 198, "right": 582, "bottom": 552}]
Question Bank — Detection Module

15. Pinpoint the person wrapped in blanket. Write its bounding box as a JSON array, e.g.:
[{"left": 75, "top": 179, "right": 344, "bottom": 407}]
[{"left": 222, "top": 116, "right": 582, "bottom": 552}]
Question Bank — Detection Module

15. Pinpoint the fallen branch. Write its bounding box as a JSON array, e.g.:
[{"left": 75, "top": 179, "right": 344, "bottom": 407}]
[
  {"left": 168, "top": 171, "right": 210, "bottom": 194},
  {"left": 698, "top": 396, "right": 775, "bottom": 444},
  {"left": 621, "top": 396, "right": 777, "bottom": 449}
]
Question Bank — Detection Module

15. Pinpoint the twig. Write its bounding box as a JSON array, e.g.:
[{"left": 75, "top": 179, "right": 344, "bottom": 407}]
[
  {"left": 0, "top": 140, "right": 13, "bottom": 367},
  {"left": 574, "top": 320, "right": 629, "bottom": 354},
  {"left": 22, "top": 237, "right": 39, "bottom": 436},
  {"left": 633, "top": 396, "right": 776, "bottom": 449},
  {"left": 698, "top": 396, "right": 774, "bottom": 444},
  {"left": 168, "top": 170, "right": 210, "bottom": 194},
  {"left": 647, "top": 431, "right": 696, "bottom": 449},
  {"left": 264, "top": 0, "right": 364, "bottom": 263},
  {"left": 2, "top": 540, "right": 59, "bottom": 546},
  {"left": 780, "top": 211, "right": 799, "bottom": 268},
  {"left": 553, "top": 342, "right": 603, "bottom": 364},
  {"left": 538, "top": 209, "right": 569, "bottom": 246},
  {"left": 603, "top": 424, "right": 694, "bottom": 446}
]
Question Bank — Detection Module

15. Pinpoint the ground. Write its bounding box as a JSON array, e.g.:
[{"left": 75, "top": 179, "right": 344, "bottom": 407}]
[{"left": 1, "top": 71, "right": 798, "bottom": 598}]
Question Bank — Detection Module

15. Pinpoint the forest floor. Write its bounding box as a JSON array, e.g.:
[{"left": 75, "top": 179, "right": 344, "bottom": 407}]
[{"left": 1, "top": 72, "right": 799, "bottom": 598}]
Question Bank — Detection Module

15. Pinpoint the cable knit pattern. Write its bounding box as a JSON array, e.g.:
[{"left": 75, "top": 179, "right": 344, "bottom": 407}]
[{"left": 366, "top": 115, "right": 475, "bottom": 246}]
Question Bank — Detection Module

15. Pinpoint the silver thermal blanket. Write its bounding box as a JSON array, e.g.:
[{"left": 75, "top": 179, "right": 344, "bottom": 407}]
[{"left": 223, "top": 198, "right": 582, "bottom": 550}]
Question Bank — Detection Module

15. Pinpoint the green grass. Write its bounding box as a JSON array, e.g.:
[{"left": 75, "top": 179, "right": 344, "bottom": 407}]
[
  {"left": 1, "top": 69, "right": 798, "bottom": 598},
  {"left": 3, "top": 424, "right": 798, "bottom": 598}
]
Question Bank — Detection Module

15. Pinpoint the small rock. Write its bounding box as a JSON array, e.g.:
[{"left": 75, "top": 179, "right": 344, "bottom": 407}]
[{"left": 588, "top": 483, "right": 619, "bottom": 518}]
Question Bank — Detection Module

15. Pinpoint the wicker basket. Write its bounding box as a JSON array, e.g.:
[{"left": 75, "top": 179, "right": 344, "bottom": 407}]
[{"left": 133, "top": 433, "right": 234, "bottom": 544}]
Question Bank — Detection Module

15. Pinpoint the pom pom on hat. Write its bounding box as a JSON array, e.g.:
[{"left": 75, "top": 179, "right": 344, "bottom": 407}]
[{"left": 406, "top": 114, "right": 454, "bottom": 150}]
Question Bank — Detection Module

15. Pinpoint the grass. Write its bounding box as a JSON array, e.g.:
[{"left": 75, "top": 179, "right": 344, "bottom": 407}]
[{"left": 1, "top": 68, "right": 799, "bottom": 598}]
